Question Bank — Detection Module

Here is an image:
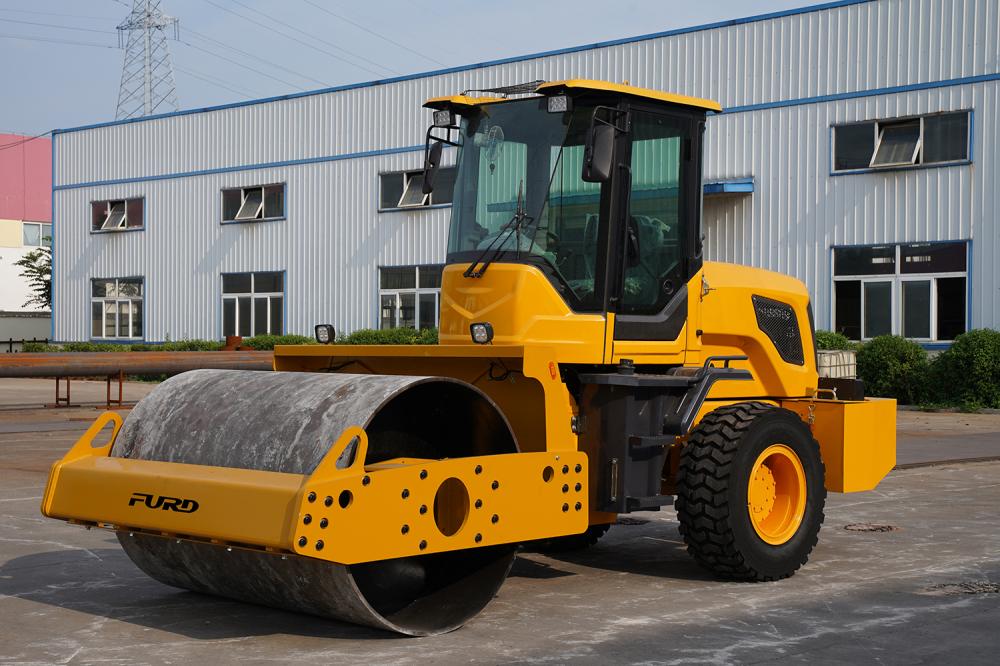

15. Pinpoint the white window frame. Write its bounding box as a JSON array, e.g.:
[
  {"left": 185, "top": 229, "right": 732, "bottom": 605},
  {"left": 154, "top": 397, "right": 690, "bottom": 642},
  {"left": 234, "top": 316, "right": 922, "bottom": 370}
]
[
  {"left": 396, "top": 172, "right": 429, "bottom": 208},
  {"left": 221, "top": 272, "right": 284, "bottom": 337},
  {"left": 91, "top": 277, "right": 144, "bottom": 340},
  {"left": 832, "top": 244, "right": 968, "bottom": 341},
  {"left": 235, "top": 188, "right": 264, "bottom": 220},
  {"left": 378, "top": 265, "right": 442, "bottom": 330},
  {"left": 222, "top": 183, "right": 285, "bottom": 223},
  {"left": 899, "top": 276, "right": 936, "bottom": 341},
  {"left": 869, "top": 119, "right": 922, "bottom": 168},
  {"left": 22, "top": 222, "right": 51, "bottom": 247},
  {"left": 99, "top": 200, "right": 127, "bottom": 230},
  {"left": 860, "top": 278, "right": 895, "bottom": 340}
]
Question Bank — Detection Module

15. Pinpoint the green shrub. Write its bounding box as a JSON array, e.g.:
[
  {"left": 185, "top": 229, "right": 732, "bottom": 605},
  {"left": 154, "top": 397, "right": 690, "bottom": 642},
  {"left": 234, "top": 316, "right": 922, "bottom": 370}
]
[
  {"left": 814, "top": 330, "right": 855, "bottom": 350},
  {"left": 242, "top": 334, "right": 315, "bottom": 350},
  {"left": 156, "top": 339, "right": 225, "bottom": 352},
  {"left": 928, "top": 329, "right": 1000, "bottom": 409},
  {"left": 21, "top": 339, "right": 225, "bottom": 353},
  {"left": 337, "top": 327, "right": 438, "bottom": 345},
  {"left": 20, "top": 330, "right": 441, "bottom": 353},
  {"left": 855, "top": 335, "right": 929, "bottom": 404},
  {"left": 60, "top": 342, "right": 132, "bottom": 352}
]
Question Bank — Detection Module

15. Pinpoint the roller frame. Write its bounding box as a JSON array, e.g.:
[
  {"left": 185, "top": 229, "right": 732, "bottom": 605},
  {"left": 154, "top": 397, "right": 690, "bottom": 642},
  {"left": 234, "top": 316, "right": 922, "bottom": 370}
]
[{"left": 41, "top": 412, "right": 589, "bottom": 564}]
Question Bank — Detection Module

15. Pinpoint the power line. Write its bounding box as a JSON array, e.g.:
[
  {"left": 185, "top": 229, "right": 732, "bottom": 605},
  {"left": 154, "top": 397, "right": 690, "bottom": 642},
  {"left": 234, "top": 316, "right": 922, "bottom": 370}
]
[
  {"left": 226, "top": 0, "right": 399, "bottom": 75},
  {"left": 179, "top": 40, "right": 309, "bottom": 91},
  {"left": 0, "top": 31, "right": 265, "bottom": 106},
  {"left": 202, "top": 0, "right": 394, "bottom": 78},
  {"left": 299, "top": 0, "right": 446, "bottom": 67},
  {"left": 0, "top": 8, "right": 114, "bottom": 21},
  {"left": 174, "top": 66, "right": 258, "bottom": 99},
  {"left": 0, "top": 17, "right": 117, "bottom": 34},
  {"left": 184, "top": 26, "right": 332, "bottom": 88},
  {"left": 0, "top": 32, "right": 118, "bottom": 49},
  {"left": 0, "top": 21, "right": 312, "bottom": 95},
  {"left": 0, "top": 130, "right": 52, "bottom": 152}
]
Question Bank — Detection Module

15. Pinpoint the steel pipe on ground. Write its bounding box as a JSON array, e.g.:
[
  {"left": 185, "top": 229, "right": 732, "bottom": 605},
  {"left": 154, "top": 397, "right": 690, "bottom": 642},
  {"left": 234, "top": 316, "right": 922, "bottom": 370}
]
[{"left": 0, "top": 351, "right": 274, "bottom": 378}]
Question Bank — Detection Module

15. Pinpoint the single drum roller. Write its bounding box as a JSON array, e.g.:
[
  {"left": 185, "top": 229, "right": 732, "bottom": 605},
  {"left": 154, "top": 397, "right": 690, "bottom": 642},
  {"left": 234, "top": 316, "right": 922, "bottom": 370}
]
[
  {"left": 41, "top": 79, "right": 898, "bottom": 636},
  {"left": 112, "top": 369, "right": 518, "bottom": 636}
]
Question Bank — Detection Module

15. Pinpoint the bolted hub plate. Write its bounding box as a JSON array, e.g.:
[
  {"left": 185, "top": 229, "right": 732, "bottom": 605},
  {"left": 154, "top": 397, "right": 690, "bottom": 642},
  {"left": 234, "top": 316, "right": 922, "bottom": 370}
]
[{"left": 294, "top": 427, "right": 589, "bottom": 563}]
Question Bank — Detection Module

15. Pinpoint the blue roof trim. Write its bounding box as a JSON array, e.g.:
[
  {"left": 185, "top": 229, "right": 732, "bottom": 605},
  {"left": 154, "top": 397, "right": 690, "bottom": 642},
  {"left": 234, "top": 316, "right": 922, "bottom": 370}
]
[
  {"left": 52, "top": 0, "right": 875, "bottom": 136},
  {"left": 703, "top": 178, "right": 754, "bottom": 194},
  {"left": 724, "top": 72, "right": 1000, "bottom": 114},
  {"left": 53, "top": 145, "right": 425, "bottom": 191}
]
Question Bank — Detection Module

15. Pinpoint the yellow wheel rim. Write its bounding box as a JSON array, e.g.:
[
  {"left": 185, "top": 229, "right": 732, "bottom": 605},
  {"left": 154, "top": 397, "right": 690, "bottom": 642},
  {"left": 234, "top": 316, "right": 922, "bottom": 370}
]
[{"left": 746, "top": 444, "right": 807, "bottom": 545}]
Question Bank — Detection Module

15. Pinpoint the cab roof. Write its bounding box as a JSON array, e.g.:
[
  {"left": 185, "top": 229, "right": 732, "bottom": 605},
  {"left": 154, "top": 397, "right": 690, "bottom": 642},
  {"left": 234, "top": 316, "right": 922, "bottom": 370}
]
[{"left": 424, "top": 79, "right": 722, "bottom": 113}]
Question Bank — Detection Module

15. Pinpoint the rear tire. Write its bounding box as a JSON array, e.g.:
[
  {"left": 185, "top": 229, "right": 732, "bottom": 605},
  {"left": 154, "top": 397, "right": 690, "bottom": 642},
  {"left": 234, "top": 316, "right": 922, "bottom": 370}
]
[{"left": 675, "top": 402, "right": 826, "bottom": 581}]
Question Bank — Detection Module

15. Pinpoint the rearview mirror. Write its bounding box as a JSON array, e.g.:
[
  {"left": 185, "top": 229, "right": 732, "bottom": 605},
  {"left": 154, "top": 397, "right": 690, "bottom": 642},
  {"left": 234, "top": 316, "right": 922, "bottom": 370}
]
[
  {"left": 422, "top": 140, "right": 443, "bottom": 194},
  {"left": 582, "top": 123, "right": 614, "bottom": 183}
]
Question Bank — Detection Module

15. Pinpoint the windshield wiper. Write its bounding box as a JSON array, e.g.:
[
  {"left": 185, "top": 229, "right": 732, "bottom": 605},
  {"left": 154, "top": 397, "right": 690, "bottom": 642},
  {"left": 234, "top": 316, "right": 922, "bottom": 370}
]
[{"left": 464, "top": 181, "right": 534, "bottom": 278}]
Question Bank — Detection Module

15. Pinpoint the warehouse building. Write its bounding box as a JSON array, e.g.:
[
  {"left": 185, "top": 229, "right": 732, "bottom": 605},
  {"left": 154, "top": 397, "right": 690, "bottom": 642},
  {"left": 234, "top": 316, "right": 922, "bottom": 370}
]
[{"left": 51, "top": 0, "right": 999, "bottom": 345}]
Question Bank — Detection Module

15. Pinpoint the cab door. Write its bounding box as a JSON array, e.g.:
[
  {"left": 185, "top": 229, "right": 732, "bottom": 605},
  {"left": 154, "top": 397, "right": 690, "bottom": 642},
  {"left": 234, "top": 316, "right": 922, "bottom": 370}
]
[{"left": 609, "top": 106, "right": 701, "bottom": 364}]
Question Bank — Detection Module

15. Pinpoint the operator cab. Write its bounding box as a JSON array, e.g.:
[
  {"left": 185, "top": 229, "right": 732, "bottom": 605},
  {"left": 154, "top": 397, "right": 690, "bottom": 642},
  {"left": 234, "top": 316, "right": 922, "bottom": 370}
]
[{"left": 423, "top": 80, "right": 721, "bottom": 345}]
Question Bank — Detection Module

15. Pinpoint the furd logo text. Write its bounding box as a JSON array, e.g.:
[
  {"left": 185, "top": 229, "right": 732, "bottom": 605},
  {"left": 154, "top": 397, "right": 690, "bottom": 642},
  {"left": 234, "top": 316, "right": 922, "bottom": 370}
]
[{"left": 128, "top": 492, "right": 199, "bottom": 513}]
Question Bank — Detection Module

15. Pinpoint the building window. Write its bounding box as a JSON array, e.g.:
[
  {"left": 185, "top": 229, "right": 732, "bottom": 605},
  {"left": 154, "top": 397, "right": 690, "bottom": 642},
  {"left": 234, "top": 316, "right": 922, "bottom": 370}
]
[
  {"left": 91, "top": 198, "right": 144, "bottom": 231},
  {"left": 379, "top": 168, "right": 456, "bottom": 210},
  {"left": 222, "top": 184, "right": 285, "bottom": 222},
  {"left": 22, "top": 222, "right": 52, "bottom": 247},
  {"left": 833, "top": 111, "right": 970, "bottom": 172},
  {"left": 222, "top": 271, "right": 284, "bottom": 337},
  {"left": 833, "top": 241, "right": 967, "bottom": 341},
  {"left": 378, "top": 265, "right": 442, "bottom": 329},
  {"left": 91, "top": 278, "right": 143, "bottom": 339}
]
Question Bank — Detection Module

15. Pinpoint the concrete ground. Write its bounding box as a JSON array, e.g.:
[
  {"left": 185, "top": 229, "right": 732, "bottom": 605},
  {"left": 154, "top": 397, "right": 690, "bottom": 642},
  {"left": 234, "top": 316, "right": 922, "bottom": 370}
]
[{"left": 0, "top": 378, "right": 998, "bottom": 664}]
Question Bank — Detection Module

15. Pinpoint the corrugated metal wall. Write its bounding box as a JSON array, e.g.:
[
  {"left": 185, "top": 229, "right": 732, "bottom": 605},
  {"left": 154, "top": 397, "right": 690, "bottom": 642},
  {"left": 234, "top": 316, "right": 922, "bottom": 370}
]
[{"left": 53, "top": 0, "right": 1000, "bottom": 341}]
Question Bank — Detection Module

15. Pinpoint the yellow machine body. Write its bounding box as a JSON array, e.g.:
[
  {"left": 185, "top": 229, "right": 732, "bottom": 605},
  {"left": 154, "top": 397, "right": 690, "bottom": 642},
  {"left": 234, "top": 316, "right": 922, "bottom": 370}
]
[{"left": 41, "top": 257, "right": 894, "bottom": 552}]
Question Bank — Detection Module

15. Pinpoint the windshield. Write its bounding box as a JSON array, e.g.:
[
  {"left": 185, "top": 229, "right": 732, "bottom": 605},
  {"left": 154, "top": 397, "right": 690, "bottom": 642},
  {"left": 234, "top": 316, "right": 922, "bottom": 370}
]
[{"left": 446, "top": 97, "right": 604, "bottom": 310}]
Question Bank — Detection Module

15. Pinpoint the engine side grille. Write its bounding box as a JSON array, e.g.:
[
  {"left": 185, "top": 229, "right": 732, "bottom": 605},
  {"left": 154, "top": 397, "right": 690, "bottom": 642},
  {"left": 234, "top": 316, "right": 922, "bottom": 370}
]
[{"left": 752, "top": 295, "right": 805, "bottom": 366}]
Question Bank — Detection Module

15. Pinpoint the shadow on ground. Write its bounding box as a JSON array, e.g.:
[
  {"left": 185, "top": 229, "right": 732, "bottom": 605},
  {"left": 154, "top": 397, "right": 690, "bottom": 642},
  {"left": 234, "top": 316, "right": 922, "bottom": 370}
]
[
  {"left": 1, "top": 518, "right": 715, "bottom": 642},
  {"left": 0, "top": 547, "right": 395, "bottom": 641}
]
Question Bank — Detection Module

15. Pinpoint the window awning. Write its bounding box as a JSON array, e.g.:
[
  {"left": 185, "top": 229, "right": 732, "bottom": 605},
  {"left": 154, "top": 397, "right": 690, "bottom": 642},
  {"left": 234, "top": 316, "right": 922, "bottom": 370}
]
[{"left": 703, "top": 178, "right": 754, "bottom": 196}]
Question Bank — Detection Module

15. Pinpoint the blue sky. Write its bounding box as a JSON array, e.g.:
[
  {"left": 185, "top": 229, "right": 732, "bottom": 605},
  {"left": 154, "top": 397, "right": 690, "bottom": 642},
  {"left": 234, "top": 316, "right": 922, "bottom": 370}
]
[{"left": 0, "top": 0, "right": 811, "bottom": 135}]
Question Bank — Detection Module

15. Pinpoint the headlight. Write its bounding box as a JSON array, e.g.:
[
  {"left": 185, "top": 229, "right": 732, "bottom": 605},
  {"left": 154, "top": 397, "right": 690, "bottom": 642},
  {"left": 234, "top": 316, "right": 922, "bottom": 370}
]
[
  {"left": 470, "top": 322, "right": 494, "bottom": 344},
  {"left": 433, "top": 109, "right": 455, "bottom": 127},
  {"left": 314, "top": 324, "right": 335, "bottom": 344}
]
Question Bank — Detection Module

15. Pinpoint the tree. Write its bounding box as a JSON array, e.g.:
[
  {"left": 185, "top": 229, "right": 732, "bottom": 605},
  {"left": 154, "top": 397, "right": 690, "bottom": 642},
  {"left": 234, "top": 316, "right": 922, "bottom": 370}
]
[{"left": 14, "top": 245, "right": 51, "bottom": 309}]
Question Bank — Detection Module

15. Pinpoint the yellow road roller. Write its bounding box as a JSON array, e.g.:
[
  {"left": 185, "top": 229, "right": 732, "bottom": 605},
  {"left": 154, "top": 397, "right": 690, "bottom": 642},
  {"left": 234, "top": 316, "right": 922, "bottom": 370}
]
[{"left": 41, "top": 80, "right": 896, "bottom": 635}]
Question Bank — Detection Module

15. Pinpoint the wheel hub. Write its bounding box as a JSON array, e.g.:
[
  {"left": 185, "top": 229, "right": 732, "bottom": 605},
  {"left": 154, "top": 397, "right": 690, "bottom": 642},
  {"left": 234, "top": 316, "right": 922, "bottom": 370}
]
[{"left": 746, "top": 444, "right": 807, "bottom": 545}]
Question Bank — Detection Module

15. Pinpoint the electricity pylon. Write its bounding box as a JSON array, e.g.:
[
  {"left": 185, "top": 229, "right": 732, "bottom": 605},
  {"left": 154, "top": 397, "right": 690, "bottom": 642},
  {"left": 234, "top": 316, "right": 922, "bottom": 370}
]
[{"left": 115, "top": 0, "right": 180, "bottom": 120}]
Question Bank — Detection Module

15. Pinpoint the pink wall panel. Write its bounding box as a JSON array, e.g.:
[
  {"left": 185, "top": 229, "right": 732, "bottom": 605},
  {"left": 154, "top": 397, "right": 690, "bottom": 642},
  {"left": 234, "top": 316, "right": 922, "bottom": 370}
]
[{"left": 0, "top": 134, "right": 51, "bottom": 222}]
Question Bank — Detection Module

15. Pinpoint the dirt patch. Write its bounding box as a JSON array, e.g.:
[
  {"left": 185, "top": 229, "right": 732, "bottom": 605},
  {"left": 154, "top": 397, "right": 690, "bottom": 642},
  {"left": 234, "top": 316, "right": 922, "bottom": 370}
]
[{"left": 920, "top": 581, "right": 1000, "bottom": 596}]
